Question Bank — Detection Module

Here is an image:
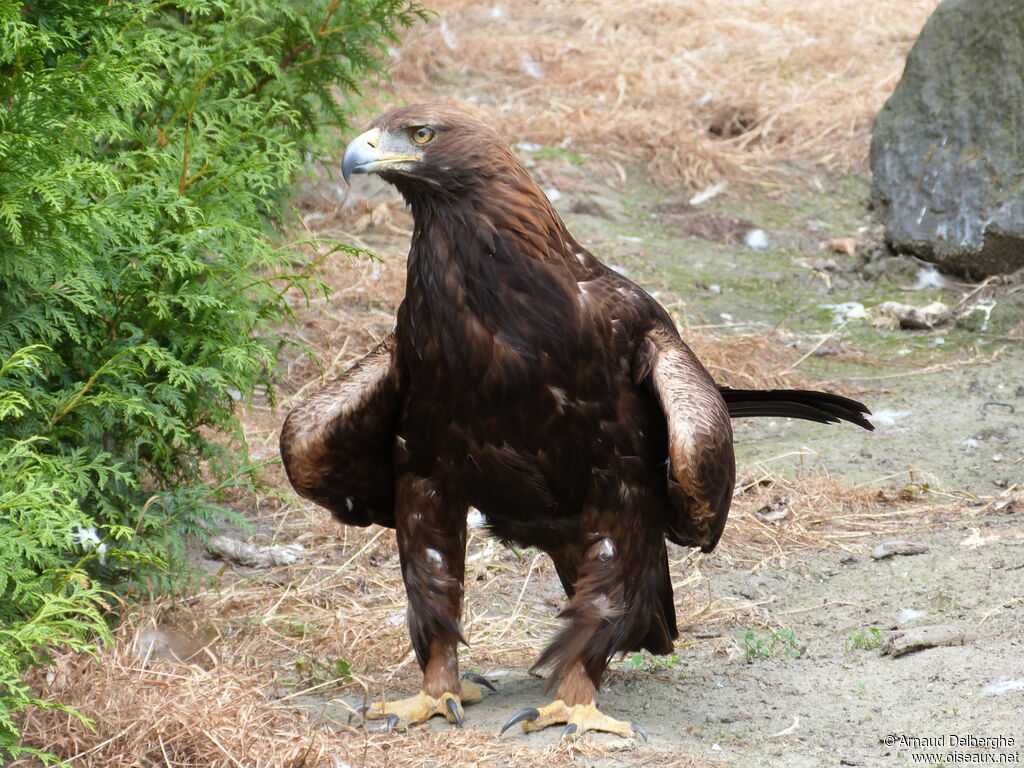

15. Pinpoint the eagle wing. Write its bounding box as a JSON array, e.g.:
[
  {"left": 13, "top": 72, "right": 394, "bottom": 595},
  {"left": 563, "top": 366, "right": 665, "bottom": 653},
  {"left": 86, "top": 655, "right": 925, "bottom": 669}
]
[
  {"left": 279, "top": 334, "right": 402, "bottom": 528},
  {"left": 635, "top": 326, "right": 736, "bottom": 553}
]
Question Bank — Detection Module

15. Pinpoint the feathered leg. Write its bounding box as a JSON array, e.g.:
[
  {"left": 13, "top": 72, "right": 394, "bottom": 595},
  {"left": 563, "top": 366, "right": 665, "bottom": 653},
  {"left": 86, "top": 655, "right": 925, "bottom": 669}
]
[
  {"left": 361, "top": 475, "right": 490, "bottom": 729},
  {"left": 503, "top": 488, "right": 672, "bottom": 740}
]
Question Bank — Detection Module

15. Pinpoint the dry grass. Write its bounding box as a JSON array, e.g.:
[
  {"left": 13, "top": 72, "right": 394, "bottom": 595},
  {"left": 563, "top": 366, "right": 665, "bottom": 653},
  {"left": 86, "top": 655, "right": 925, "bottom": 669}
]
[
  {"left": 17, "top": 621, "right": 596, "bottom": 768},
  {"left": 16, "top": 511, "right": 710, "bottom": 767},
  {"left": 684, "top": 328, "right": 805, "bottom": 390},
  {"left": 721, "top": 475, "right": 940, "bottom": 566},
  {"left": 385, "top": 0, "right": 940, "bottom": 187},
  {"left": 18, "top": 472, "right": 959, "bottom": 765},
  {"left": 19, "top": 640, "right": 333, "bottom": 768}
]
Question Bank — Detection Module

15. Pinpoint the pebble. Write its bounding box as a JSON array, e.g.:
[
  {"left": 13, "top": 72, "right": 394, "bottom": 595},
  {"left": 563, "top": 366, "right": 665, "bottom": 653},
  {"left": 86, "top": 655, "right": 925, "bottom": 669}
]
[{"left": 871, "top": 540, "right": 929, "bottom": 560}]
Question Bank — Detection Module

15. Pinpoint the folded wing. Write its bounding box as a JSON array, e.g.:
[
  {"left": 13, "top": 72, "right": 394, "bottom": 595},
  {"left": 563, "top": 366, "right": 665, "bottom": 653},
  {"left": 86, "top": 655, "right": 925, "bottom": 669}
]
[
  {"left": 636, "top": 327, "right": 736, "bottom": 553},
  {"left": 279, "top": 335, "right": 402, "bottom": 528}
]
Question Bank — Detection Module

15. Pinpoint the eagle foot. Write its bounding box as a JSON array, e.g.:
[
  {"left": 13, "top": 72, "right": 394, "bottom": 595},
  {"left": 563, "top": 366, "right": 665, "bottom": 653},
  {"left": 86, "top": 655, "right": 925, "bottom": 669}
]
[
  {"left": 359, "top": 677, "right": 488, "bottom": 730},
  {"left": 500, "top": 700, "right": 647, "bottom": 741}
]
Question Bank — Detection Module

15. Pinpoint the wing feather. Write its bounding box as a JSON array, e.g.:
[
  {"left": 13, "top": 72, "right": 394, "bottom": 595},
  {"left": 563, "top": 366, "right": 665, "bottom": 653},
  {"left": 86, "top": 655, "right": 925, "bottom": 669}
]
[
  {"left": 639, "top": 327, "right": 735, "bottom": 552},
  {"left": 279, "top": 334, "right": 402, "bottom": 528}
]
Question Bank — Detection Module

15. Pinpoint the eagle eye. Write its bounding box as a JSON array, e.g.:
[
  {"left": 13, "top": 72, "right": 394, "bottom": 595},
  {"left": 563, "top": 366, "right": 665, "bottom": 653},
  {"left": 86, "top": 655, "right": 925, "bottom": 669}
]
[{"left": 411, "top": 126, "right": 436, "bottom": 145}]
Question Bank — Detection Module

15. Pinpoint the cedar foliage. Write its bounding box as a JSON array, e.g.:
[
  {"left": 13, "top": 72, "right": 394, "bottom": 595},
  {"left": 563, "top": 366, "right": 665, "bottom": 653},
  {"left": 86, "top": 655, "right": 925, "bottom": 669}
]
[{"left": 0, "top": 0, "right": 427, "bottom": 756}]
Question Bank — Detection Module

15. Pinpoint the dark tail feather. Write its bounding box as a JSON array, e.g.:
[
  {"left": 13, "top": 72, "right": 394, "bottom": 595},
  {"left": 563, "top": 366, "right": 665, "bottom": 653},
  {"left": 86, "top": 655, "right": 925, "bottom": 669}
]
[{"left": 719, "top": 387, "right": 874, "bottom": 431}]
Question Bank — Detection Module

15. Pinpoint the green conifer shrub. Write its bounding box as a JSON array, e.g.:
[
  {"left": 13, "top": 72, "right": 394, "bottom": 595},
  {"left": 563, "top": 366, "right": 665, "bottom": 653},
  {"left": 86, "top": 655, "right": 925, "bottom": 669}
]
[{"left": 0, "top": 0, "right": 427, "bottom": 755}]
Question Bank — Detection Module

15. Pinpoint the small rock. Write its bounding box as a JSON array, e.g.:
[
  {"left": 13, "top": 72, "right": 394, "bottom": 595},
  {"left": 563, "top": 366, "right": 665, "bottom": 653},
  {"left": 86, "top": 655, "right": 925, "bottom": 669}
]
[{"left": 871, "top": 540, "right": 929, "bottom": 560}]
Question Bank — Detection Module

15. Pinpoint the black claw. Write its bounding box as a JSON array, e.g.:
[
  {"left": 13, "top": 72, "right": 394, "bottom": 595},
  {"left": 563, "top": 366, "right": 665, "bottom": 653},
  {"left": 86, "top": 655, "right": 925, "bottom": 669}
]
[
  {"left": 560, "top": 722, "right": 578, "bottom": 739},
  {"left": 446, "top": 696, "right": 464, "bottom": 728},
  {"left": 384, "top": 714, "right": 400, "bottom": 733},
  {"left": 347, "top": 703, "right": 369, "bottom": 725},
  {"left": 462, "top": 671, "right": 497, "bottom": 692},
  {"left": 500, "top": 707, "right": 540, "bottom": 735},
  {"left": 631, "top": 722, "right": 649, "bottom": 742}
]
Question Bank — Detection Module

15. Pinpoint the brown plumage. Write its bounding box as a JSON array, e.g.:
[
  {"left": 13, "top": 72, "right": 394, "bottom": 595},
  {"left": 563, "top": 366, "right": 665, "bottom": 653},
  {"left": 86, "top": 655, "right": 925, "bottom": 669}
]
[{"left": 280, "top": 104, "right": 873, "bottom": 737}]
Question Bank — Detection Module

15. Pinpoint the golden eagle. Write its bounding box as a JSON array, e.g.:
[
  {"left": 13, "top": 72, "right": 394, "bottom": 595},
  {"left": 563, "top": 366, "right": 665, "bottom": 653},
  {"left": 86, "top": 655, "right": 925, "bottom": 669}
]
[{"left": 280, "top": 104, "right": 872, "bottom": 739}]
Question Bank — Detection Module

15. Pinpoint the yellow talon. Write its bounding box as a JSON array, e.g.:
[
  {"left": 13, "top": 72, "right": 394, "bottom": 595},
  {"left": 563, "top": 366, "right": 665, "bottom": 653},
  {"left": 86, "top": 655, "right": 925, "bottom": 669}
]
[
  {"left": 361, "top": 678, "right": 485, "bottom": 730},
  {"left": 501, "top": 700, "right": 645, "bottom": 740},
  {"left": 363, "top": 691, "right": 437, "bottom": 729},
  {"left": 460, "top": 677, "right": 485, "bottom": 705}
]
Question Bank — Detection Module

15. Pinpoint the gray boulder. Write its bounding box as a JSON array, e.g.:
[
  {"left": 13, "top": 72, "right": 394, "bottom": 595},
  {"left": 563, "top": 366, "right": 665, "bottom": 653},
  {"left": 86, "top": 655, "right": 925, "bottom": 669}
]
[{"left": 870, "top": 0, "right": 1024, "bottom": 279}]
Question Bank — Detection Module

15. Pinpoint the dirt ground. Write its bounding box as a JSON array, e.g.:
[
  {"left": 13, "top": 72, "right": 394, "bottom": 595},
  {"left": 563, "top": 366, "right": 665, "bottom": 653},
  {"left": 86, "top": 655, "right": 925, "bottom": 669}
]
[
  {"left": 392, "top": 514, "right": 1024, "bottom": 768},
  {"left": 19, "top": 2, "right": 1024, "bottom": 766}
]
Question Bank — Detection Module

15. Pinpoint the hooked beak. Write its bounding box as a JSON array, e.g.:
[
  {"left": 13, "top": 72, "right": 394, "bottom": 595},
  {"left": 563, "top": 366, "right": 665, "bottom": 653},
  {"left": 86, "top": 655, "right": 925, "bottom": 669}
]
[{"left": 342, "top": 127, "right": 422, "bottom": 184}]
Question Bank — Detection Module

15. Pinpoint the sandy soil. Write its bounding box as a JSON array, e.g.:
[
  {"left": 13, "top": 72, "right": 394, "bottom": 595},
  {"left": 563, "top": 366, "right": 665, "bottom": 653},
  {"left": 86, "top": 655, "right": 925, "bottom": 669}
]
[{"left": 434, "top": 514, "right": 1024, "bottom": 768}]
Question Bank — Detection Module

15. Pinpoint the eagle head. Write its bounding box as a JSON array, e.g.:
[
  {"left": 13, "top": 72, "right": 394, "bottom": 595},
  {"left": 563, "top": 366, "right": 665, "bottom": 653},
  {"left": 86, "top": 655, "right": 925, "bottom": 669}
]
[{"left": 342, "top": 103, "right": 515, "bottom": 199}]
